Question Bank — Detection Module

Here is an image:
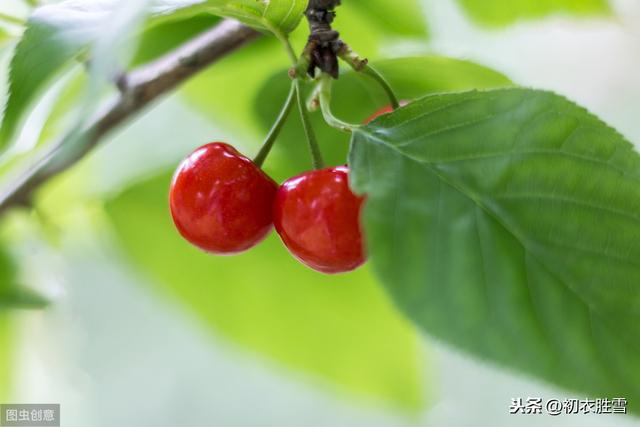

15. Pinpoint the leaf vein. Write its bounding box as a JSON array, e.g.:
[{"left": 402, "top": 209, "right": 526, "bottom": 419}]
[{"left": 497, "top": 192, "right": 640, "bottom": 227}]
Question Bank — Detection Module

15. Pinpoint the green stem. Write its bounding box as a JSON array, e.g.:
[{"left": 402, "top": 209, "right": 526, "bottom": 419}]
[
  {"left": 276, "top": 34, "right": 324, "bottom": 169},
  {"left": 295, "top": 79, "right": 324, "bottom": 169},
  {"left": 253, "top": 82, "right": 296, "bottom": 167},
  {"left": 318, "top": 74, "right": 360, "bottom": 133},
  {"left": 337, "top": 45, "right": 400, "bottom": 110},
  {"left": 362, "top": 65, "right": 400, "bottom": 110},
  {"left": 273, "top": 29, "right": 298, "bottom": 65}
]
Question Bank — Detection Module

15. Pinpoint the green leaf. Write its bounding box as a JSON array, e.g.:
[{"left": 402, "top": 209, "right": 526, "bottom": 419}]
[
  {"left": 458, "top": 0, "right": 610, "bottom": 27},
  {"left": 0, "top": 0, "right": 223, "bottom": 151},
  {"left": 105, "top": 172, "right": 423, "bottom": 409},
  {"left": 255, "top": 56, "right": 511, "bottom": 182},
  {"left": 350, "top": 88, "right": 640, "bottom": 406},
  {"left": 212, "top": 0, "right": 306, "bottom": 35}
]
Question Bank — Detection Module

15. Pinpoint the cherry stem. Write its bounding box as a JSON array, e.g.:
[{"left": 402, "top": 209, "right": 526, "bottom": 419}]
[
  {"left": 295, "top": 79, "right": 325, "bottom": 169},
  {"left": 337, "top": 45, "right": 400, "bottom": 110},
  {"left": 362, "top": 65, "right": 400, "bottom": 110},
  {"left": 275, "top": 36, "right": 324, "bottom": 169},
  {"left": 253, "top": 82, "right": 296, "bottom": 167},
  {"left": 275, "top": 31, "right": 298, "bottom": 65},
  {"left": 318, "top": 73, "right": 360, "bottom": 133}
]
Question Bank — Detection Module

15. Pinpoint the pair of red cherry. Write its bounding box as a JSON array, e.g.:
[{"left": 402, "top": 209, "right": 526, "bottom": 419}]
[
  {"left": 169, "top": 105, "right": 394, "bottom": 274},
  {"left": 169, "top": 143, "right": 365, "bottom": 274}
]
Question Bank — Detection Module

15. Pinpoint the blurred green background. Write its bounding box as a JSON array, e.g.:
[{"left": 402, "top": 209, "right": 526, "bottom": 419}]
[{"left": 0, "top": 0, "right": 639, "bottom": 425}]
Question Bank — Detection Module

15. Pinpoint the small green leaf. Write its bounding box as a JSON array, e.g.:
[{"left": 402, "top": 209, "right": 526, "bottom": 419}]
[
  {"left": 263, "top": 0, "right": 307, "bottom": 34},
  {"left": 211, "top": 0, "right": 306, "bottom": 35},
  {"left": 350, "top": 88, "right": 640, "bottom": 407},
  {"left": 458, "top": 0, "right": 610, "bottom": 27},
  {"left": 105, "top": 172, "right": 423, "bottom": 409}
]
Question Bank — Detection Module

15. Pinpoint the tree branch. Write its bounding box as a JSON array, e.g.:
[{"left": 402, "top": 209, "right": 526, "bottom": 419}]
[{"left": 0, "top": 19, "right": 260, "bottom": 215}]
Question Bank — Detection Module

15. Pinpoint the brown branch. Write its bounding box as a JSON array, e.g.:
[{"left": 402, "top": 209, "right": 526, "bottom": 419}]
[{"left": 0, "top": 19, "right": 260, "bottom": 214}]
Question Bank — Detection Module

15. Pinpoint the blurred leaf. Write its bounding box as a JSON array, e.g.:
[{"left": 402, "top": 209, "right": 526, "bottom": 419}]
[
  {"left": 255, "top": 56, "right": 511, "bottom": 182},
  {"left": 0, "top": 27, "right": 9, "bottom": 45},
  {"left": 345, "top": 0, "right": 427, "bottom": 37},
  {"left": 35, "top": 69, "right": 87, "bottom": 147},
  {"left": 150, "top": 0, "right": 223, "bottom": 17},
  {"left": 105, "top": 172, "right": 423, "bottom": 409},
  {"left": 350, "top": 88, "right": 640, "bottom": 407},
  {"left": 0, "top": 0, "right": 225, "bottom": 152},
  {"left": 0, "top": 10, "right": 24, "bottom": 27},
  {"left": 0, "top": 246, "right": 47, "bottom": 309},
  {"left": 0, "top": 287, "right": 48, "bottom": 309},
  {"left": 0, "top": 248, "right": 16, "bottom": 287},
  {"left": 131, "top": 13, "right": 220, "bottom": 66},
  {"left": 458, "top": 0, "right": 610, "bottom": 27},
  {"left": 0, "top": 315, "right": 11, "bottom": 400}
]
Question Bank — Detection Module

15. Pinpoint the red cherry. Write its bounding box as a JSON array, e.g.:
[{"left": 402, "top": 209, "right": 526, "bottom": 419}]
[
  {"left": 274, "top": 166, "right": 366, "bottom": 274},
  {"left": 363, "top": 100, "right": 410, "bottom": 124},
  {"left": 170, "top": 142, "right": 278, "bottom": 254}
]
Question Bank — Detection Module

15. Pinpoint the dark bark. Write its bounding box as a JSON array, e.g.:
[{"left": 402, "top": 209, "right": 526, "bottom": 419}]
[{"left": 304, "top": 0, "right": 344, "bottom": 78}]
